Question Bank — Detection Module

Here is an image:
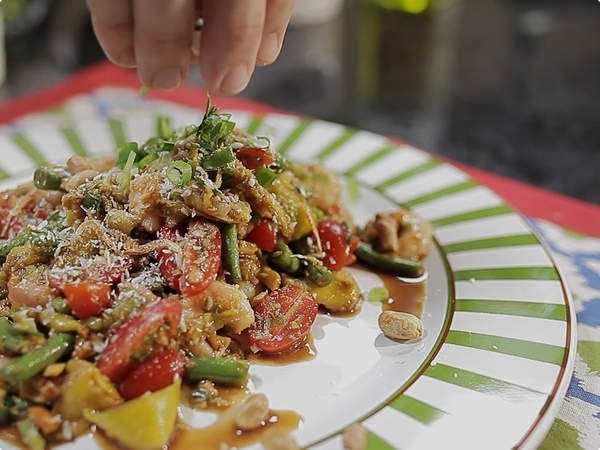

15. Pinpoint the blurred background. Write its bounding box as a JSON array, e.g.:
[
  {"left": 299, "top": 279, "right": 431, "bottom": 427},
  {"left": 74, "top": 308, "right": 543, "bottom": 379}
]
[{"left": 0, "top": 0, "right": 599, "bottom": 203}]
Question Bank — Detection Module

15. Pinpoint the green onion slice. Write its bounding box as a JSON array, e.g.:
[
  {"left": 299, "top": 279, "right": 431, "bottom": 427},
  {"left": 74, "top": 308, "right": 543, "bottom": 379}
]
[
  {"left": 368, "top": 286, "right": 389, "bottom": 303},
  {"left": 119, "top": 151, "right": 137, "bottom": 192},
  {"left": 117, "top": 142, "right": 139, "bottom": 168},
  {"left": 167, "top": 160, "right": 193, "bottom": 186},
  {"left": 201, "top": 148, "right": 235, "bottom": 170},
  {"left": 138, "top": 152, "right": 159, "bottom": 168},
  {"left": 255, "top": 166, "right": 277, "bottom": 187}
]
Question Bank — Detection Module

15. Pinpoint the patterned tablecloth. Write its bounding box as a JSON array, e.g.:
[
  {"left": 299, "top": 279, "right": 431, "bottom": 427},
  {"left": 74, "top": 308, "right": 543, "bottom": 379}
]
[
  {"left": 533, "top": 221, "right": 600, "bottom": 450},
  {"left": 0, "top": 63, "right": 598, "bottom": 449}
]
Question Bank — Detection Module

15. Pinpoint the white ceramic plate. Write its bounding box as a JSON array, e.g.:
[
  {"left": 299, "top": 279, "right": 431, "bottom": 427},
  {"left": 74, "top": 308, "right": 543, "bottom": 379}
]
[{"left": 0, "top": 88, "right": 576, "bottom": 450}]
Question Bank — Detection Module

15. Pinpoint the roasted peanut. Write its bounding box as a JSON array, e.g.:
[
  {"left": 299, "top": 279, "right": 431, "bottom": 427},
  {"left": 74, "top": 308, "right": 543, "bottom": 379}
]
[
  {"left": 378, "top": 311, "right": 423, "bottom": 340},
  {"left": 234, "top": 393, "right": 269, "bottom": 431},
  {"left": 63, "top": 169, "right": 99, "bottom": 191},
  {"left": 43, "top": 363, "right": 66, "bottom": 378}
]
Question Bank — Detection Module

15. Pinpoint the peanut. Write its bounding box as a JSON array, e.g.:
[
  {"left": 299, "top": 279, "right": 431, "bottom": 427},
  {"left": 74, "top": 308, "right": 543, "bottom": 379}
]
[
  {"left": 234, "top": 393, "right": 269, "bottom": 431},
  {"left": 378, "top": 311, "right": 423, "bottom": 340},
  {"left": 43, "top": 363, "right": 66, "bottom": 378}
]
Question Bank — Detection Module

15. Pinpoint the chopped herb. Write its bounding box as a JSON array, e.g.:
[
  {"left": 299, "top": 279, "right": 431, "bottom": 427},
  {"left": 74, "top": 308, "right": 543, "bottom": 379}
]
[
  {"left": 119, "top": 151, "right": 137, "bottom": 192},
  {"left": 368, "top": 286, "right": 389, "bottom": 303},
  {"left": 156, "top": 116, "right": 174, "bottom": 139},
  {"left": 255, "top": 166, "right": 277, "bottom": 187},
  {"left": 117, "top": 142, "right": 139, "bottom": 168},
  {"left": 196, "top": 98, "right": 236, "bottom": 150},
  {"left": 82, "top": 192, "right": 104, "bottom": 213},
  {"left": 139, "top": 85, "right": 150, "bottom": 96},
  {"left": 167, "top": 160, "right": 193, "bottom": 186},
  {"left": 201, "top": 147, "right": 235, "bottom": 170},
  {"left": 138, "top": 152, "right": 160, "bottom": 168}
]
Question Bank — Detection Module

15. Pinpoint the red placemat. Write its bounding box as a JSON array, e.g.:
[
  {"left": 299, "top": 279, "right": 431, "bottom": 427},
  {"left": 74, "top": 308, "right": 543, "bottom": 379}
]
[{"left": 1, "top": 62, "right": 599, "bottom": 237}]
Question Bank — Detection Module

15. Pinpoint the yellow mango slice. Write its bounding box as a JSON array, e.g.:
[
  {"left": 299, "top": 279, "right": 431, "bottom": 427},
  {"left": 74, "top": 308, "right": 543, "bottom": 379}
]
[
  {"left": 269, "top": 174, "right": 315, "bottom": 240},
  {"left": 310, "top": 268, "right": 362, "bottom": 313},
  {"left": 58, "top": 359, "right": 123, "bottom": 421},
  {"left": 84, "top": 378, "right": 180, "bottom": 450}
]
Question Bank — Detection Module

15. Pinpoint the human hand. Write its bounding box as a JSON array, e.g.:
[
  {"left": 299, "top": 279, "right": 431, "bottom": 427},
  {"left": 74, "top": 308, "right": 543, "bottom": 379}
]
[{"left": 86, "top": 0, "right": 295, "bottom": 95}]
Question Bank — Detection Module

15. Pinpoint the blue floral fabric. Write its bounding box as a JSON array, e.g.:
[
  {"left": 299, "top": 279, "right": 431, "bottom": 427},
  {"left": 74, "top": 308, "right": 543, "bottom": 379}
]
[{"left": 533, "top": 220, "right": 600, "bottom": 450}]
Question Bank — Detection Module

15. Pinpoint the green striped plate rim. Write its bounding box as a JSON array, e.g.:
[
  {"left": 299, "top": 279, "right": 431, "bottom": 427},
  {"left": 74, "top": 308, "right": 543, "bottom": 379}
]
[{"left": 0, "top": 104, "right": 576, "bottom": 450}]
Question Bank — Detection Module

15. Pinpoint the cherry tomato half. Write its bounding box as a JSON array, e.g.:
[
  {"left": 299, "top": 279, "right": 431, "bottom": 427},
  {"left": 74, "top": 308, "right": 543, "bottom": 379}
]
[
  {"left": 119, "top": 348, "right": 186, "bottom": 400},
  {"left": 317, "top": 219, "right": 357, "bottom": 271},
  {"left": 157, "top": 220, "right": 221, "bottom": 297},
  {"left": 245, "top": 218, "right": 277, "bottom": 252},
  {"left": 96, "top": 296, "right": 182, "bottom": 382},
  {"left": 248, "top": 285, "right": 318, "bottom": 354},
  {"left": 62, "top": 281, "right": 112, "bottom": 319}
]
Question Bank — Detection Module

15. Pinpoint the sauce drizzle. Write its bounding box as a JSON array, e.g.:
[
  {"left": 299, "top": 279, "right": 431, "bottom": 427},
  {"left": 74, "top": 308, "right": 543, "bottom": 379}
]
[{"left": 379, "top": 273, "right": 426, "bottom": 318}]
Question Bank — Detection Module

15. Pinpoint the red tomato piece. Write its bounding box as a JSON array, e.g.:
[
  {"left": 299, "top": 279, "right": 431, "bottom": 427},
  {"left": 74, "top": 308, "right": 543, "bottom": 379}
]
[
  {"left": 119, "top": 348, "right": 186, "bottom": 400},
  {"left": 63, "top": 282, "right": 112, "bottom": 319},
  {"left": 236, "top": 147, "right": 275, "bottom": 170},
  {"left": 156, "top": 226, "right": 183, "bottom": 291},
  {"left": 96, "top": 296, "right": 182, "bottom": 382},
  {"left": 158, "top": 221, "right": 221, "bottom": 297},
  {"left": 317, "top": 219, "right": 357, "bottom": 271},
  {"left": 248, "top": 285, "right": 318, "bottom": 354},
  {"left": 245, "top": 218, "right": 277, "bottom": 252}
]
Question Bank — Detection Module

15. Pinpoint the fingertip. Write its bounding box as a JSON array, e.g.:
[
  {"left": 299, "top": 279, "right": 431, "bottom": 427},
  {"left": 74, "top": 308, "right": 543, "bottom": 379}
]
[
  {"left": 149, "top": 66, "right": 183, "bottom": 91},
  {"left": 219, "top": 63, "right": 251, "bottom": 95},
  {"left": 256, "top": 32, "right": 280, "bottom": 66},
  {"left": 115, "top": 48, "right": 137, "bottom": 68}
]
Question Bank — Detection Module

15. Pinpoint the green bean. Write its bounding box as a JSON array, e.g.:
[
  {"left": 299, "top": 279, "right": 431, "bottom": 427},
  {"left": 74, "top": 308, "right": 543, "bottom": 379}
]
[
  {"left": 221, "top": 223, "right": 242, "bottom": 283},
  {"left": 33, "top": 167, "right": 63, "bottom": 190},
  {"left": 0, "top": 212, "right": 66, "bottom": 263},
  {"left": 0, "top": 234, "right": 28, "bottom": 263},
  {"left": 17, "top": 419, "right": 46, "bottom": 450},
  {"left": 186, "top": 357, "right": 249, "bottom": 386},
  {"left": 306, "top": 262, "right": 333, "bottom": 287},
  {"left": 289, "top": 236, "right": 315, "bottom": 255},
  {"left": 3, "top": 333, "right": 74, "bottom": 385},
  {"left": 52, "top": 297, "right": 71, "bottom": 314},
  {"left": 355, "top": 241, "right": 423, "bottom": 277},
  {"left": 39, "top": 311, "right": 82, "bottom": 333},
  {"left": 0, "top": 318, "right": 26, "bottom": 354},
  {"left": 269, "top": 239, "right": 301, "bottom": 275}
]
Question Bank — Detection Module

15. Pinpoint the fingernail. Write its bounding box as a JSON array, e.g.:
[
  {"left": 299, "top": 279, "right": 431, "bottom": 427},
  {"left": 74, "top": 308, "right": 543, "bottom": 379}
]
[
  {"left": 257, "top": 33, "right": 279, "bottom": 66},
  {"left": 151, "top": 67, "right": 182, "bottom": 90},
  {"left": 118, "top": 48, "right": 136, "bottom": 67},
  {"left": 219, "top": 64, "right": 250, "bottom": 95}
]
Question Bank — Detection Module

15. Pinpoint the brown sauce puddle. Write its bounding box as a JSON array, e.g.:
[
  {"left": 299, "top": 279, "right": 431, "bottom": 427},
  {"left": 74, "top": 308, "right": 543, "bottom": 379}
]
[{"left": 378, "top": 273, "right": 426, "bottom": 318}]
